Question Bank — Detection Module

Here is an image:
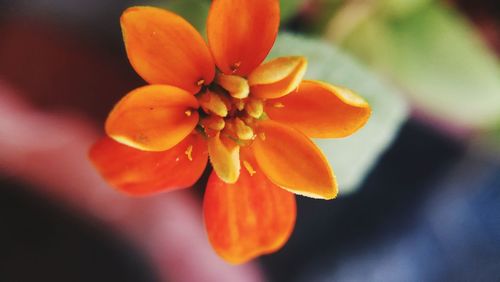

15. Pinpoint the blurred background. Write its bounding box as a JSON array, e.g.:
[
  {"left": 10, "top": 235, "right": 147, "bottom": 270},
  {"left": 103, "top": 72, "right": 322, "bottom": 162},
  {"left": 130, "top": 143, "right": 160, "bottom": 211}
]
[{"left": 0, "top": 0, "right": 499, "bottom": 281}]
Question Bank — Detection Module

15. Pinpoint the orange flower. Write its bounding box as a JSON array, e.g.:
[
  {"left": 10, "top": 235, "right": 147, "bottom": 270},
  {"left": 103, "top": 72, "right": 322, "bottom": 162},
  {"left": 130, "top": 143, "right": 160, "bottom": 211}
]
[{"left": 90, "top": 1, "right": 371, "bottom": 264}]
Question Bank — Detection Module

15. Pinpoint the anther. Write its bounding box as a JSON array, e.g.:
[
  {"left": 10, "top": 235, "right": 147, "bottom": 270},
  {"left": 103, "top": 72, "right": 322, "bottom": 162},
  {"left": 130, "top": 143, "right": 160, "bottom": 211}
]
[
  {"left": 233, "top": 118, "right": 254, "bottom": 140},
  {"left": 243, "top": 161, "right": 256, "bottom": 176},
  {"left": 184, "top": 110, "right": 192, "bottom": 116},
  {"left": 200, "top": 115, "right": 226, "bottom": 131},
  {"left": 245, "top": 98, "right": 264, "bottom": 119},
  {"left": 185, "top": 145, "right": 193, "bottom": 161},
  {"left": 199, "top": 91, "right": 228, "bottom": 117},
  {"left": 216, "top": 73, "right": 249, "bottom": 99}
]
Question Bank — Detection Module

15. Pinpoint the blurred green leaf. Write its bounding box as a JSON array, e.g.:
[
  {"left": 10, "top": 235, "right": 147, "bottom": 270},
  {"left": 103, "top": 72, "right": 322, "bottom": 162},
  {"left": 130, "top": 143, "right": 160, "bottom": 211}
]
[
  {"left": 270, "top": 33, "right": 408, "bottom": 193},
  {"left": 281, "top": 0, "right": 302, "bottom": 22},
  {"left": 148, "top": 0, "right": 210, "bottom": 34},
  {"left": 377, "top": 0, "right": 433, "bottom": 18},
  {"left": 331, "top": 2, "right": 500, "bottom": 128},
  {"left": 146, "top": 0, "right": 303, "bottom": 33}
]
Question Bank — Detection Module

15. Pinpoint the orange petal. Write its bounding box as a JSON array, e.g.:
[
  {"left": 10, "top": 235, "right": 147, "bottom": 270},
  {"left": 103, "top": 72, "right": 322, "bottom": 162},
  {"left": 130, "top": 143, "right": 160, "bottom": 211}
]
[
  {"left": 105, "top": 85, "right": 199, "bottom": 152},
  {"left": 203, "top": 150, "right": 296, "bottom": 264},
  {"left": 207, "top": 132, "right": 240, "bottom": 184},
  {"left": 252, "top": 120, "right": 337, "bottom": 199},
  {"left": 207, "top": 0, "right": 280, "bottom": 76},
  {"left": 248, "top": 56, "right": 308, "bottom": 99},
  {"left": 121, "top": 6, "right": 215, "bottom": 93},
  {"left": 266, "top": 80, "right": 371, "bottom": 138},
  {"left": 89, "top": 134, "right": 208, "bottom": 196}
]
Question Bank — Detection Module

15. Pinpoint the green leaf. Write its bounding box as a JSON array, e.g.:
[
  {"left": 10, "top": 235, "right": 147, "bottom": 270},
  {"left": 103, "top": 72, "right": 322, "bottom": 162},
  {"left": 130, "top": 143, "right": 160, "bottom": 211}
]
[
  {"left": 145, "top": 0, "right": 303, "bottom": 32},
  {"left": 147, "top": 0, "right": 210, "bottom": 34},
  {"left": 281, "top": 0, "right": 303, "bottom": 22},
  {"left": 270, "top": 33, "right": 409, "bottom": 194},
  {"left": 335, "top": 2, "right": 500, "bottom": 128},
  {"left": 377, "top": 0, "right": 434, "bottom": 18}
]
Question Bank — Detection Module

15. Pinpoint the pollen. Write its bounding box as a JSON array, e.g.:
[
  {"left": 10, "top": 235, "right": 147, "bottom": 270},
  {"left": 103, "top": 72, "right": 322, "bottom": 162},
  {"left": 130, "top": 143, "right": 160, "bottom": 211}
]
[
  {"left": 273, "top": 102, "right": 285, "bottom": 108},
  {"left": 185, "top": 145, "right": 193, "bottom": 161},
  {"left": 185, "top": 110, "right": 192, "bottom": 116},
  {"left": 258, "top": 132, "right": 266, "bottom": 141},
  {"left": 243, "top": 161, "right": 256, "bottom": 176},
  {"left": 197, "top": 79, "right": 205, "bottom": 86},
  {"left": 230, "top": 61, "right": 241, "bottom": 73}
]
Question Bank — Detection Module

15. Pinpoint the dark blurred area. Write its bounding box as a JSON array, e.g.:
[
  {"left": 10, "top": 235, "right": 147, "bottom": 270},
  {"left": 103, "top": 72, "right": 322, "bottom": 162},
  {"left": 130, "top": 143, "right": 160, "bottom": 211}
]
[
  {"left": 1, "top": 0, "right": 500, "bottom": 281},
  {"left": 454, "top": 0, "right": 500, "bottom": 54}
]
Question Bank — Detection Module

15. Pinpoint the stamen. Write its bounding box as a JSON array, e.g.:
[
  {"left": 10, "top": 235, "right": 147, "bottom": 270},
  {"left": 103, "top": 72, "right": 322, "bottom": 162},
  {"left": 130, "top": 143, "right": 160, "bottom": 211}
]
[
  {"left": 216, "top": 73, "right": 249, "bottom": 99},
  {"left": 184, "top": 110, "right": 192, "bottom": 116},
  {"left": 243, "top": 161, "right": 256, "bottom": 176},
  {"left": 245, "top": 98, "right": 264, "bottom": 119},
  {"left": 273, "top": 102, "right": 285, "bottom": 108},
  {"left": 200, "top": 115, "right": 226, "bottom": 131},
  {"left": 199, "top": 91, "right": 228, "bottom": 117},
  {"left": 185, "top": 145, "right": 193, "bottom": 161},
  {"left": 233, "top": 118, "right": 254, "bottom": 140},
  {"left": 196, "top": 79, "right": 205, "bottom": 86}
]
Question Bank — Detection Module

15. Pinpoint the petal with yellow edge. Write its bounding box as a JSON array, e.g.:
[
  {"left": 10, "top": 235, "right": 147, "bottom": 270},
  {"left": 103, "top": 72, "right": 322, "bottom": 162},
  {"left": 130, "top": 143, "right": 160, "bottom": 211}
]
[
  {"left": 121, "top": 6, "right": 215, "bottom": 94},
  {"left": 105, "top": 85, "right": 199, "bottom": 152},
  {"left": 207, "top": 132, "right": 240, "bottom": 184},
  {"left": 248, "top": 56, "right": 307, "bottom": 99},
  {"left": 207, "top": 0, "right": 280, "bottom": 76},
  {"left": 89, "top": 134, "right": 208, "bottom": 196},
  {"left": 203, "top": 149, "right": 296, "bottom": 264},
  {"left": 266, "top": 80, "right": 371, "bottom": 138},
  {"left": 252, "top": 120, "right": 337, "bottom": 199}
]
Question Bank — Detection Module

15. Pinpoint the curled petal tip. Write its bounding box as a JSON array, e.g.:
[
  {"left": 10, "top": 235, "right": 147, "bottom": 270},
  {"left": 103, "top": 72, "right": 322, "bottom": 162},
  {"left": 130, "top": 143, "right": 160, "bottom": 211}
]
[{"left": 248, "top": 56, "right": 308, "bottom": 99}]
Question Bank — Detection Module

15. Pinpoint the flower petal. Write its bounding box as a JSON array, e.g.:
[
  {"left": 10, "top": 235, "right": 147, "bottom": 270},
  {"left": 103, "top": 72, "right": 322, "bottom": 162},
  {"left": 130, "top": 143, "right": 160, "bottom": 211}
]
[
  {"left": 207, "top": 0, "right": 280, "bottom": 76},
  {"left": 203, "top": 150, "right": 296, "bottom": 264},
  {"left": 248, "top": 56, "right": 307, "bottom": 99},
  {"left": 252, "top": 120, "right": 337, "bottom": 199},
  {"left": 265, "top": 80, "right": 371, "bottom": 138},
  {"left": 89, "top": 134, "right": 208, "bottom": 196},
  {"left": 105, "top": 85, "right": 199, "bottom": 152},
  {"left": 207, "top": 132, "right": 240, "bottom": 184},
  {"left": 121, "top": 6, "right": 215, "bottom": 93}
]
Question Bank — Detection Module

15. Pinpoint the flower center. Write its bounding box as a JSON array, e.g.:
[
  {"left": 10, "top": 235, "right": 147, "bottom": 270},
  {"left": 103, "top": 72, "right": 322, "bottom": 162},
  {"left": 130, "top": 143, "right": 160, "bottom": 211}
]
[{"left": 194, "top": 73, "right": 264, "bottom": 146}]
